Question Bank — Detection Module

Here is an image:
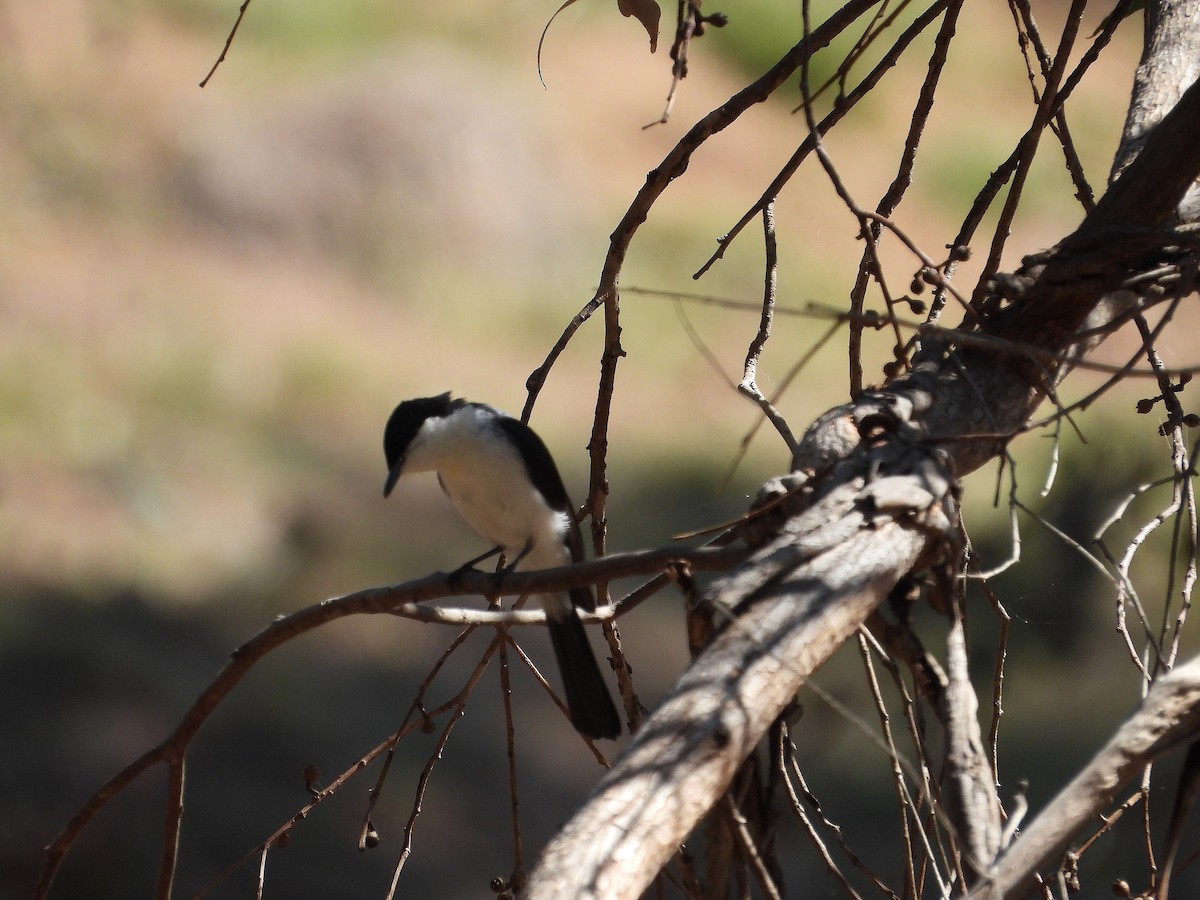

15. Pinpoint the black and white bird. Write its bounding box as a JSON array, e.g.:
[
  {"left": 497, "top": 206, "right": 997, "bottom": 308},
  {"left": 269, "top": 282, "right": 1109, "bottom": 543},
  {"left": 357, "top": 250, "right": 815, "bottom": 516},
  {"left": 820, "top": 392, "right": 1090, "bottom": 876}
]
[{"left": 382, "top": 393, "right": 621, "bottom": 740}]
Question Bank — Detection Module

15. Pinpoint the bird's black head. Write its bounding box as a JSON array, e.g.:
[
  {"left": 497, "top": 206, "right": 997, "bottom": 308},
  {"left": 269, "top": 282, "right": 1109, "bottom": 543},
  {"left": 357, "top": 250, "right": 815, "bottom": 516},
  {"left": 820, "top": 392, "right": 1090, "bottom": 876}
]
[{"left": 382, "top": 393, "right": 458, "bottom": 497}]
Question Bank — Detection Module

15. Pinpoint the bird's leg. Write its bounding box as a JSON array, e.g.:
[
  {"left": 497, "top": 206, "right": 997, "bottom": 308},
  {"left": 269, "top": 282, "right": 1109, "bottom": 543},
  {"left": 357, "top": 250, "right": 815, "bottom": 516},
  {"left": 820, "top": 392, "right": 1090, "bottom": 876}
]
[
  {"left": 447, "top": 545, "right": 504, "bottom": 592},
  {"left": 487, "top": 540, "right": 534, "bottom": 594},
  {"left": 501, "top": 540, "right": 534, "bottom": 573},
  {"left": 461, "top": 545, "right": 505, "bottom": 571}
]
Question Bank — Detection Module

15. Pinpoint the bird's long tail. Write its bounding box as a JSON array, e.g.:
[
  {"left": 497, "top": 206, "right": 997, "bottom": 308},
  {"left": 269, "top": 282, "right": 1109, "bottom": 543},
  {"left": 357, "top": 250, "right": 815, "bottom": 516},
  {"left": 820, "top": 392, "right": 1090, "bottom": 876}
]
[{"left": 544, "top": 589, "right": 621, "bottom": 740}]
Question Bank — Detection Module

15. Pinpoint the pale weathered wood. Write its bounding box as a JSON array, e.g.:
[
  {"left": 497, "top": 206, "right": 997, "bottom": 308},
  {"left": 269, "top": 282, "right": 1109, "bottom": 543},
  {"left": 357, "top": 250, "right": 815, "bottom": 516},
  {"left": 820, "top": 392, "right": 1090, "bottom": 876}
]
[
  {"left": 528, "top": 431, "right": 954, "bottom": 898},
  {"left": 525, "top": 6, "right": 1200, "bottom": 897},
  {"left": 964, "top": 655, "right": 1200, "bottom": 900}
]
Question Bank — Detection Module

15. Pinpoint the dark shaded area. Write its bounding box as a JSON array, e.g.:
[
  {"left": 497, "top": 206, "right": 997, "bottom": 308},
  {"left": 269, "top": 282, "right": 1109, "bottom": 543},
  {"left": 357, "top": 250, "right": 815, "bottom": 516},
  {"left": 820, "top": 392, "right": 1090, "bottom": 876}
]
[
  {"left": 10, "top": 440, "right": 1200, "bottom": 898},
  {"left": 1, "top": 590, "right": 627, "bottom": 899}
]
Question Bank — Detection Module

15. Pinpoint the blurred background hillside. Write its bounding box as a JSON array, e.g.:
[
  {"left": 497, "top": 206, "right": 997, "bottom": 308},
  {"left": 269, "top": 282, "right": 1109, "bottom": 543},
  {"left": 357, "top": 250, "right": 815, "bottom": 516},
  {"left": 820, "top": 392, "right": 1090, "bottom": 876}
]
[{"left": 5, "top": 0, "right": 1198, "bottom": 896}]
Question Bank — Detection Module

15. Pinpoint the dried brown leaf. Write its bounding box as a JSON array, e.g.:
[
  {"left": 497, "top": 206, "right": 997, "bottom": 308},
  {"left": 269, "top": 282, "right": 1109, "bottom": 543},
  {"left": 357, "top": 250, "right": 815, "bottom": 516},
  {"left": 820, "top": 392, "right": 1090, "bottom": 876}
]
[
  {"left": 537, "top": 0, "right": 582, "bottom": 86},
  {"left": 618, "top": 0, "right": 661, "bottom": 52},
  {"left": 538, "top": 0, "right": 660, "bottom": 86}
]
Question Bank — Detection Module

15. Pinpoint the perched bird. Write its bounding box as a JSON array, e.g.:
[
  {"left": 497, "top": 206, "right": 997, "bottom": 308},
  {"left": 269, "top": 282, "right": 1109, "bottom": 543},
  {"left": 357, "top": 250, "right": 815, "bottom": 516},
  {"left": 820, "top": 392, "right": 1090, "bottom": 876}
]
[{"left": 382, "top": 393, "right": 621, "bottom": 740}]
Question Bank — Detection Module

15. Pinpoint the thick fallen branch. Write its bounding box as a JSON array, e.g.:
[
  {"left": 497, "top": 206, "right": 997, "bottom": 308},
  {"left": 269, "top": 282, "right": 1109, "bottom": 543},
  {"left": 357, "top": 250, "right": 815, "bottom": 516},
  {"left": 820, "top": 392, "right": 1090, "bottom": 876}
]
[
  {"left": 964, "top": 654, "right": 1200, "bottom": 899},
  {"left": 528, "top": 428, "right": 957, "bottom": 898},
  {"left": 524, "top": 52, "right": 1200, "bottom": 900}
]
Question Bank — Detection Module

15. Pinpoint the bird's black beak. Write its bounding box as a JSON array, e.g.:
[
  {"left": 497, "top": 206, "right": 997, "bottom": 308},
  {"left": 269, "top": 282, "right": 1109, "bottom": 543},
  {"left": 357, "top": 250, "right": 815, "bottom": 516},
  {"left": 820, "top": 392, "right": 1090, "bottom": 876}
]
[{"left": 383, "top": 460, "right": 404, "bottom": 498}]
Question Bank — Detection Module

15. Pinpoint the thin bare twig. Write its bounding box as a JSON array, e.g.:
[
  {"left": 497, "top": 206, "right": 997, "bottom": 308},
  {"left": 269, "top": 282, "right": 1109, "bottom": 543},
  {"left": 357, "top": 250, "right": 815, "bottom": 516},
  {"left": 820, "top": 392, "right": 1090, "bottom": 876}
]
[
  {"left": 385, "top": 686, "right": 475, "bottom": 898},
  {"left": 356, "top": 624, "right": 478, "bottom": 852},
  {"left": 645, "top": 0, "right": 723, "bottom": 127},
  {"left": 737, "top": 201, "right": 798, "bottom": 453},
  {"left": 624, "top": 286, "right": 1200, "bottom": 381},
  {"left": 1130, "top": 314, "right": 1199, "bottom": 671},
  {"left": 720, "top": 318, "right": 843, "bottom": 492},
  {"left": 504, "top": 634, "right": 612, "bottom": 764},
  {"left": 857, "top": 632, "right": 921, "bottom": 896},
  {"left": 1005, "top": 0, "right": 1098, "bottom": 215},
  {"left": 673, "top": 298, "right": 737, "bottom": 389},
  {"left": 199, "top": 0, "right": 253, "bottom": 88},
  {"left": 156, "top": 759, "right": 186, "bottom": 899},
  {"left": 846, "top": 0, "right": 965, "bottom": 394},
  {"left": 777, "top": 725, "right": 892, "bottom": 898},
  {"left": 498, "top": 612, "right": 527, "bottom": 891},
  {"left": 694, "top": 0, "right": 952, "bottom": 281},
  {"left": 723, "top": 793, "right": 784, "bottom": 900}
]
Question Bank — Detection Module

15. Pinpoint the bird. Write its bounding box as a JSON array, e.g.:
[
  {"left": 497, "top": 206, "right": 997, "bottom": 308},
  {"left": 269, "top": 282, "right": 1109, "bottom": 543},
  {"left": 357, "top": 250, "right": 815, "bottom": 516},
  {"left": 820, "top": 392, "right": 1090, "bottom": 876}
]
[{"left": 382, "top": 393, "right": 621, "bottom": 740}]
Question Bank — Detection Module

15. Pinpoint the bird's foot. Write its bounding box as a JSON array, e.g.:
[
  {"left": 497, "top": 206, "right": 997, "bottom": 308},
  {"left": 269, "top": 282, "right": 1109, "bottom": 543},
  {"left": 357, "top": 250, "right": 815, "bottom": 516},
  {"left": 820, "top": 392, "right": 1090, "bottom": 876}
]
[{"left": 446, "top": 546, "right": 503, "bottom": 591}]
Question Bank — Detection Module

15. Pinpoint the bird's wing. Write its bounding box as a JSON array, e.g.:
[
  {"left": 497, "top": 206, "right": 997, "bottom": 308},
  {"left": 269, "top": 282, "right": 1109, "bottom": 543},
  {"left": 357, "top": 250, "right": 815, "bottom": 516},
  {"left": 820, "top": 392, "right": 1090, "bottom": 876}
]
[{"left": 492, "top": 415, "right": 586, "bottom": 565}]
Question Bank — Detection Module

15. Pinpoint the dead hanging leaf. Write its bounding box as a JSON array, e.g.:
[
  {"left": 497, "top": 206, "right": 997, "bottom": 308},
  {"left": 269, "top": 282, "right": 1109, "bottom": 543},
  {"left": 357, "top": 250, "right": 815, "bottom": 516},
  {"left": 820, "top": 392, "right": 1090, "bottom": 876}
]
[
  {"left": 538, "top": 0, "right": 660, "bottom": 85},
  {"left": 537, "top": 0, "right": 581, "bottom": 87},
  {"left": 618, "top": 0, "right": 661, "bottom": 52}
]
